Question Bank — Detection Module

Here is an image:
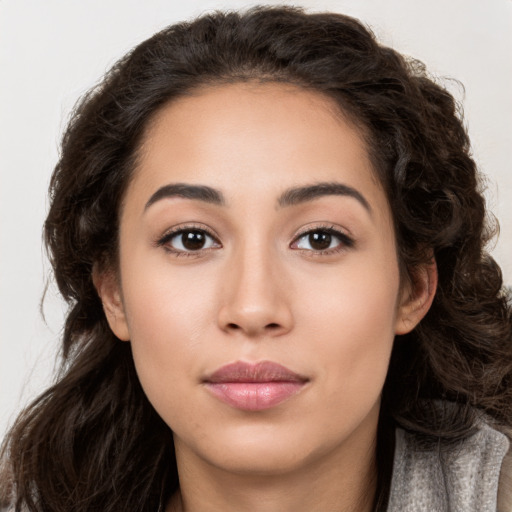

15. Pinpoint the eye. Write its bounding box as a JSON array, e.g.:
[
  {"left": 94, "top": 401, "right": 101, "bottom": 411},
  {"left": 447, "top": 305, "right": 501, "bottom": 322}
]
[
  {"left": 291, "top": 227, "right": 354, "bottom": 253},
  {"left": 158, "top": 227, "right": 220, "bottom": 254}
]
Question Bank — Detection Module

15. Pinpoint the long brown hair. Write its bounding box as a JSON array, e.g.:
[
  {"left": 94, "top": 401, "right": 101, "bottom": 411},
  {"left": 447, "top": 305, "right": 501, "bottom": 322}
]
[{"left": 2, "top": 6, "right": 511, "bottom": 511}]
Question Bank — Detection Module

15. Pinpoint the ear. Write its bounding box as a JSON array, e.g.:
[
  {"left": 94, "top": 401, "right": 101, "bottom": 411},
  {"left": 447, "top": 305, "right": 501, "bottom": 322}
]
[
  {"left": 395, "top": 258, "right": 438, "bottom": 335},
  {"left": 92, "top": 265, "right": 130, "bottom": 341}
]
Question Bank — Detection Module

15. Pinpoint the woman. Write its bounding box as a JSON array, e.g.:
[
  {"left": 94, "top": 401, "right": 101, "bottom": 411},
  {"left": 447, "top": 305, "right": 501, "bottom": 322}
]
[{"left": 1, "top": 6, "right": 511, "bottom": 511}]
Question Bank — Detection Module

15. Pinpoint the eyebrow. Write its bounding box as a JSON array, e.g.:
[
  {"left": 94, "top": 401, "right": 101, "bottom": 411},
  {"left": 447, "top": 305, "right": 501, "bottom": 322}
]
[
  {"left": 144, "top": 183, "right": 225, "bottom": 211},
  {"left": 277, "top": 182, "right": 372, "bottom": 213},
  {"left": 144, "top": 181, "right": 371, "bottom": 214}
]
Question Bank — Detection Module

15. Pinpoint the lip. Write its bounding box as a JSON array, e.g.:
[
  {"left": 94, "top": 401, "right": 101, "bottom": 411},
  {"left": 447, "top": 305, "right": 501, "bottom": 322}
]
[{"left": 203, "top": 361, "right": 309, "bottom": 411}]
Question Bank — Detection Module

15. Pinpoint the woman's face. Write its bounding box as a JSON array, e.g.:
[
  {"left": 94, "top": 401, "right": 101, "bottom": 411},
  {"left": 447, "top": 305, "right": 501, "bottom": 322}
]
[{"left": 100, "top": 83, "right": 426, "bottom": 476}]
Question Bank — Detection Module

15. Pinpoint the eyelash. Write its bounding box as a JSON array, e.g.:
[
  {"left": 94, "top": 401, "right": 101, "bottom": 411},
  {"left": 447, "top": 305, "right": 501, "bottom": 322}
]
[
  {"left": 155, "top": 224, "right": 221, "bottom": 257},
  {"left": 290, "top": 225, "right": 355, "bottom": 256},
  {"left": 155, "top": 224, "right": 354, "bottom": 257}
]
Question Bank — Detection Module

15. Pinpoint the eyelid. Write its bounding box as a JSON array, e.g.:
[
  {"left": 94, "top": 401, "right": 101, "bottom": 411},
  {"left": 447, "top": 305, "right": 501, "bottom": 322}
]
[
  {"left": 155, "top": 223, "right": 222, "bottom": 255},
  {"left": 154, "top": 222, "right": 354, "bottom": 257},
  {"left": 290, "top": 224, "right": 355, "bottom": 253}
]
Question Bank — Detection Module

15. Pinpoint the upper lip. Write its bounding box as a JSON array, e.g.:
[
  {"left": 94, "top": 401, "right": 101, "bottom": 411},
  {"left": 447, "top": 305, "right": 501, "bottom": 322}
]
[{"left": 204, "top": 361, "right": 309, "bottom": 384}]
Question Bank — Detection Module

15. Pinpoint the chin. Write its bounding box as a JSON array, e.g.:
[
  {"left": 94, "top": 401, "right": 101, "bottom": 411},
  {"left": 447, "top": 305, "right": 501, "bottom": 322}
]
[
  {"left": 210, "top": 443, "right": 317, "bottom": 476},
  {"left": 177, "top": 421, "right": 349, "bottom": 477}
]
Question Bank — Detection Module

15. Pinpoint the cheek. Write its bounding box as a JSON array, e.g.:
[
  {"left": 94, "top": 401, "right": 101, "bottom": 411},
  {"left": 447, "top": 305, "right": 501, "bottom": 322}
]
[
  {"left": 301, "top": 250, "right": 400, "bottom": 397},
  {"left": 119, "top": 258, "right": 219, "bottom": 411}
]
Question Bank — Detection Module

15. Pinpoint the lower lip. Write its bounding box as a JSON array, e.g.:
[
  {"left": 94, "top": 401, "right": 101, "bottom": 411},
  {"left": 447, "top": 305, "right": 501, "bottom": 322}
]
[{"left": 205, "top": 382, "right": 305, "bottom": 411}]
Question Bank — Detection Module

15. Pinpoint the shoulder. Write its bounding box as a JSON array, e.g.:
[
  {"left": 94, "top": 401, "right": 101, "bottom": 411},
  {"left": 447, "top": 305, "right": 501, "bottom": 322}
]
[
  {"left": 388, "top": 418, "right": 510, "bottom": 511},
  {"left": 496, "top": 425, "right": 512, "bottom": 512}
]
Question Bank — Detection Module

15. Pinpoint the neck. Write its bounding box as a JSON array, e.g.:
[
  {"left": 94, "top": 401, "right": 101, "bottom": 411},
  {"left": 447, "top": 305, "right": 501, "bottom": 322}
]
[
  {"left": 167, "top": 413, "right": 379, "bottom": 512},
  {"left": 168, "top": 456, "right": 377, "bottom": 512}
]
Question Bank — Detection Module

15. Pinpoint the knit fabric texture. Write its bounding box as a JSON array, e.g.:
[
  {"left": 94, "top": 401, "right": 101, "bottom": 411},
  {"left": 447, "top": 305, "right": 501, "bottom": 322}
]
[{"left": 388, "top": 422, "right": 510, "bottom": 511}]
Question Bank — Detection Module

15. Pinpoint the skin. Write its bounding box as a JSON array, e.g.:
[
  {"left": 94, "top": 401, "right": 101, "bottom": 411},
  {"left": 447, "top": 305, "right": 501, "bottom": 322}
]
[{"left": 96, "top": 83, "right": 436, "bottom": 512}]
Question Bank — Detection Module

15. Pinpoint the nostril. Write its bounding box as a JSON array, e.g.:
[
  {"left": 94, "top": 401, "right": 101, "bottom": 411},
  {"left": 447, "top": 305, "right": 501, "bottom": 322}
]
[
  {"left": 266, "top": 323, "right": 280, "bottom": 330},
  {"left": 227, "top": 323, "right": 240, "bottom": 330}
]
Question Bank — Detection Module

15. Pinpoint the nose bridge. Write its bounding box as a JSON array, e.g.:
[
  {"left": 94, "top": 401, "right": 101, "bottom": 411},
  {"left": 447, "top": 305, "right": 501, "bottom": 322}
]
[
  {"left": 218, "top": 237, "right": 293, "bottom": 336},
  {"left": 235, "top": 241, "right": 275, "bottom": 304}
]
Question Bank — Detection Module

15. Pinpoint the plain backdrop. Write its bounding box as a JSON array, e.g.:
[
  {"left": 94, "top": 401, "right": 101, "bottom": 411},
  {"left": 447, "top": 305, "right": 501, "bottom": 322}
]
[{"left": 1, "top": 0, "right": 511, "bottom": 438}]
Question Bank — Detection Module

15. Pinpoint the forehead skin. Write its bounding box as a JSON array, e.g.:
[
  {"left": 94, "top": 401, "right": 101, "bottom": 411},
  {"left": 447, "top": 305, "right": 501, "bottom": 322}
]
[{"left": 130, "top": 82, "right": 386, "bottom": 221}]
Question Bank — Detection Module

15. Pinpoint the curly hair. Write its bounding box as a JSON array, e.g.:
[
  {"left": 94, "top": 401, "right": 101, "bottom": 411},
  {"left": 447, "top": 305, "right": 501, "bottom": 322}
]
[{"left": 2, "top": 6, "right": 511, "bottom": 511}]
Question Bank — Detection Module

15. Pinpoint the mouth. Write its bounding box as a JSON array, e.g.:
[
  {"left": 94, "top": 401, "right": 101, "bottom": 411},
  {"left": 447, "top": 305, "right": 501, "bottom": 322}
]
[{"left": 203, "top": 361, "right": 309, "bottom": 411}]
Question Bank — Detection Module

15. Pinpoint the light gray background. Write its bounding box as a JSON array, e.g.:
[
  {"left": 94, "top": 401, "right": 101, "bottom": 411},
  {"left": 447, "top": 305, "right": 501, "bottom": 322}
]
[{"left": 1, "top": 0, "right": 511, "bottom": 438}]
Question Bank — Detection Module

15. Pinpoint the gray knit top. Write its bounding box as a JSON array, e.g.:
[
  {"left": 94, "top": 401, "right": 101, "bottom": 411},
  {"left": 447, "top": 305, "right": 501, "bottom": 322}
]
[{"left": 388, "top": 421, "right": 510, "bottom": 511}]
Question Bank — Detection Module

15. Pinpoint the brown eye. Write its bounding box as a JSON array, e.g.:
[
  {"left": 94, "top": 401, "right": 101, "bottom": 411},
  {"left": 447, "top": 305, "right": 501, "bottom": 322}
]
[
  {"left": 181, "top": 230, "right": 207, "bottom": 250},
  {"left": 308, "top": 232, "right": 332, "bottom": 251},
  {"left": 161, "top": 228, "right": 220, "bottom": 253},
  {"left": 292, "top": 228, "right": 354, "bottom": 253}
]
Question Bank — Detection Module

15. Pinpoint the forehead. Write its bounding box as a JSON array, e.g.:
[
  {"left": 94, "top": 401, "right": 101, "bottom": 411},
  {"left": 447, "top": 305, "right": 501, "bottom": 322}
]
[
  {"left": 128, "top": 82, "right": 386, "bottom": 213},
  {"left": 142, "top": 82, "right": 365, "bottom": 157}
]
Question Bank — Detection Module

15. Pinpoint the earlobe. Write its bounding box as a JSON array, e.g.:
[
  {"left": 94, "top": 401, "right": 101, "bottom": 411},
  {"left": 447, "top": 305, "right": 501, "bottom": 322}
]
[
  {"left": 92, "top": 266, "right": 130, "bottom": 341},
  {"left": 395, "top": 259, "right": 438, "bottom": 335}
]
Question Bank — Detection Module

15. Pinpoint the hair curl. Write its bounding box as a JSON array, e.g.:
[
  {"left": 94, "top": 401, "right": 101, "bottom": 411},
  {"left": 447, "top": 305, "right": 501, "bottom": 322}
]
[{"left": 2, "top": 6, "right": 511, "bottom": 511}]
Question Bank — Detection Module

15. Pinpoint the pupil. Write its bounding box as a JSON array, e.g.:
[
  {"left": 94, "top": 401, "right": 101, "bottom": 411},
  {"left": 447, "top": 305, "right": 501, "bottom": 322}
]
[
  {"left": 182, "top": 231, "right": 205, "bottom": 250},
  {"left": 309, "top": 232, "right": 331, "bottom": 250}
]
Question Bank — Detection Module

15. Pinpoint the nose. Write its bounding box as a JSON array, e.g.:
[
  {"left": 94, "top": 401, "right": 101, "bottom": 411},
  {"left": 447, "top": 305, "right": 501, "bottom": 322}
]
[{"left": 217, "top": 244, "right": 294, "bottom": 338}]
